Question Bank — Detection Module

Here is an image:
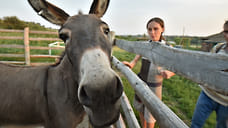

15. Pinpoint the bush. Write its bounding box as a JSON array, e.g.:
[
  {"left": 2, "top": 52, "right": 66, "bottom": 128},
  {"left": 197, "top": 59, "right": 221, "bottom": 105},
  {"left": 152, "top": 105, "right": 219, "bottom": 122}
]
[{"left": 0, "top": 16, "right": 51, "bottom": 31}]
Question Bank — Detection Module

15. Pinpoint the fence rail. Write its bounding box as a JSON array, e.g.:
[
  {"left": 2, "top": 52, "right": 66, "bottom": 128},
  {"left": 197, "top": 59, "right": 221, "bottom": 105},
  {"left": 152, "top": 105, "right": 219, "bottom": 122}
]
[
  {"left": 112, "top": 56, "right": 188, "bottom": 128},
  {"left": 0, "top": 29, "right": 24, "bottom": 33},
  {"left": 113, "top": 39, "right": 227, "bottom": 127},
  {"left": 0, "top": 44, "right": 65, "bottom": 50},
  {"left": 115, "top": 39, "right": 228, "bottom": 94},
  {"left": 0, "top": 28, "right": 63, "bottom": 66},
  {"left": 119, "top": 92, "right": 140, "bottom": 128},
  {"left": 0, "top": 28, "right": 58, "bottom": 34},
  {"left": 0, "top": 36, "right": 23, "bottom": 40},
  {"left": 0, "top": 54, "right": 25, "bottom": 58},
  {"left": 1, "top": 29, "right": 226, "bottom": 127}
]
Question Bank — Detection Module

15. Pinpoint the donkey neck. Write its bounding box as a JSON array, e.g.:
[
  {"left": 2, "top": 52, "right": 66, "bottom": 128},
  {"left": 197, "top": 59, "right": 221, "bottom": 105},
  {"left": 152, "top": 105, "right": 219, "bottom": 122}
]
[
  {"left": 54, "top": 54, "right": 73, "bottom": 74},
  {"left": 47, "top": 53, "right": 84, "bottom": 116}
]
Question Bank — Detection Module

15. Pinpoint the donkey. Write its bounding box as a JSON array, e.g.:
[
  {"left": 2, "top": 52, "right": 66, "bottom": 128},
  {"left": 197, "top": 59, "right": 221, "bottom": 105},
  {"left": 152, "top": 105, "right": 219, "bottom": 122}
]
[{"left": 0, "top": 0, "right": 123, "bottom": 127}]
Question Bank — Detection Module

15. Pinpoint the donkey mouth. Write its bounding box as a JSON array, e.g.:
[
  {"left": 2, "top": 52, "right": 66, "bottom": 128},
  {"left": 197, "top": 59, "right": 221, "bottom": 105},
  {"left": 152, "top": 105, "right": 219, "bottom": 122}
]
[{"left": 89, "top": 109, "right": 120, "bottom": 128}]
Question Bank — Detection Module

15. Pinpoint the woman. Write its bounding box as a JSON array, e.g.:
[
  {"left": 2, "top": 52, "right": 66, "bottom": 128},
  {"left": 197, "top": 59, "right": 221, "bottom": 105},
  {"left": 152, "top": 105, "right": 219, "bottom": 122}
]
[
  {"left": 191, "top": 21, "right": 228, "bottom": 128},
  {"left": 123, "top": 17, "right": 175, "bottom": 128}
]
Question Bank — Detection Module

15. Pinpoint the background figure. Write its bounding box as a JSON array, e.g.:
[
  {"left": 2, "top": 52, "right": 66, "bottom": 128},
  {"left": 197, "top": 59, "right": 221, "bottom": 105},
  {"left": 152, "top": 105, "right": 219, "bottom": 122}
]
[
  {"left": 123, "top": 17, "right": 175, "bottom": 128},
  {"left": 191, "top": 21, "right": 228, "bottom": 128}
]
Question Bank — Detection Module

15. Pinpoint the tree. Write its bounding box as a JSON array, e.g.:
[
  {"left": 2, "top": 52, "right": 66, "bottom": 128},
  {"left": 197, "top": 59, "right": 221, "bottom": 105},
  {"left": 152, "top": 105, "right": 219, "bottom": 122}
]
[
  {"left": 0, "top": 16, "right": 51, "bottom": 30},
  {"left": 2, "top": 16, "right": 26, "bottom": 29}
]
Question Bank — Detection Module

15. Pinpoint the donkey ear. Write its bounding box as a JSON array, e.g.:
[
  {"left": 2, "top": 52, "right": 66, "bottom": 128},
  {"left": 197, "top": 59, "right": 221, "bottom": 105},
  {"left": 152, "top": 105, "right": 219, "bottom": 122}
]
[
  {"left": 28, "top": 0, "right": 70, "bottom": 25},
  {"left": 89, "top": 0, "right": 110, "bottom": 18}
]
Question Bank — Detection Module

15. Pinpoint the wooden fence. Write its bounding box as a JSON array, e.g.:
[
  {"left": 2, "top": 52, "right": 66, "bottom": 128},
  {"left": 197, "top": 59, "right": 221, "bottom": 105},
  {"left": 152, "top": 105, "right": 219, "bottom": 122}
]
[
  {"left": 112, "top": 39, "right": 228, "bottom": 128},
  {"left": 1, "top": 28, "right": 227, "bottom": 127},
  {"left": 0, "top": 27, "right": 64, "bottom": 66}
]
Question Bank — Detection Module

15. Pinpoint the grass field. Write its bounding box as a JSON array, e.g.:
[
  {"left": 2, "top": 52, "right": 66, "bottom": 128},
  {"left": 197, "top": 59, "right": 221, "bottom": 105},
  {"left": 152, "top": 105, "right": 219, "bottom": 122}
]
[{"left": 0, "top": 31, "right": 216, "bottom": 127}]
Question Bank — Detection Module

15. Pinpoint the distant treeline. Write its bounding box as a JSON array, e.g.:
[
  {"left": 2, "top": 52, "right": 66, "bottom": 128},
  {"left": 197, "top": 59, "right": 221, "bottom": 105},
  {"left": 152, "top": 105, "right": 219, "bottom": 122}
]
[
  {"left": 0, "top": 16, "right": 54, "bottom": 31},
  {"left": 0, "top": 16, "right": 203, "bottom": 49},
  {"left": 117, "top": 34, "right": 202, "bottom": 49}
]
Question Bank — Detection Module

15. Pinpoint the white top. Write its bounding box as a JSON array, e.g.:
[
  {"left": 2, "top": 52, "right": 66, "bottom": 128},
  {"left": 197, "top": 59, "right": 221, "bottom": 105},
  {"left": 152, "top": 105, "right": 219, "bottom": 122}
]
[{"left": 200, "top": 42, "right": 228, "bottom": 106}]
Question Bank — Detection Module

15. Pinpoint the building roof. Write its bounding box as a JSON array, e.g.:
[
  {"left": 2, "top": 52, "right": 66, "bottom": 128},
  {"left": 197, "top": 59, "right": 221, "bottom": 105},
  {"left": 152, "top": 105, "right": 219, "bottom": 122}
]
[{"left": 202, "top": 32, "right": 225, "bottom": 43}]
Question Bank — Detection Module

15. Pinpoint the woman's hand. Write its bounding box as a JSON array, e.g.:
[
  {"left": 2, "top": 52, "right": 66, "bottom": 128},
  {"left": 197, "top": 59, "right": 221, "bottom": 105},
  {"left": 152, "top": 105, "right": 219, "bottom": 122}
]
[
  {"left": 122, "top": 61, "right": 135, "bottom": 69},
  {"left": 160, "top": 70, "right": 175, "bottom": 79},
  {"left": 122, "top": 55, "right": 141, "bottom": 69}
]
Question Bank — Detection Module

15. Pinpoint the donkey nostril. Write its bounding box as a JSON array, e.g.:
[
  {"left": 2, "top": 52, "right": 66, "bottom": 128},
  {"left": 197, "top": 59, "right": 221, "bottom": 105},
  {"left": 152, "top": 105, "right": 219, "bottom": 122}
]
[
  {"left": 112, "top": 76, "right": 123, "bottom": 103},
  {"left": 79, "top": 86, "right": 91, "bottom": 107}
]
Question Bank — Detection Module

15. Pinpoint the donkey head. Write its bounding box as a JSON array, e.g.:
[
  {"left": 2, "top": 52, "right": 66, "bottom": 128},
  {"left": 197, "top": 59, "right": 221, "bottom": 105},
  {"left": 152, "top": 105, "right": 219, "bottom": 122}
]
[{"left": 28, "top": 0, "right": 123, "bottom": 127}]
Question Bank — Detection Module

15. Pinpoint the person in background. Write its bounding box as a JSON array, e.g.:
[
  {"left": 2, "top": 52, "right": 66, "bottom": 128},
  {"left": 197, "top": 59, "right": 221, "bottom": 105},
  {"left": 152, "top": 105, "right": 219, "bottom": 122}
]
[
  {"left": 191, "top": 21, "right": 228, "bottom": 128},
  {"left": 123, "top": 17, "right": 175, "bottom": 128}
]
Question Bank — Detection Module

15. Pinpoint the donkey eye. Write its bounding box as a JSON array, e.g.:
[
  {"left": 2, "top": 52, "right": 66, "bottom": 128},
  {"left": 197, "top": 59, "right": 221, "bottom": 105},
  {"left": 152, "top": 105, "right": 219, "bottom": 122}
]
[
  {"left": 103, "top": 28, "right": 110, "bottom": 35},
  {"left": 59, "top": 33, "right": 69, "bottom": 42},
  {"left": 59, "top": 28, "right": 71, "bottom": 43}
]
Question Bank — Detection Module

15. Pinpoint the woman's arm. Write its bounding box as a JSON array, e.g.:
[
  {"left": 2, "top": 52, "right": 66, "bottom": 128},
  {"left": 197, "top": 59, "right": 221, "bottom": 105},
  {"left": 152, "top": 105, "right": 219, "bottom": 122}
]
[
  {"left": 159, "top": 69, "right": 175, "bottom": 79},
  {"left": 158, "top": 43, "right": 175, "bottom": 79},
  {"left": 122, "top": 54, "right": 141, "bottom": 69}
]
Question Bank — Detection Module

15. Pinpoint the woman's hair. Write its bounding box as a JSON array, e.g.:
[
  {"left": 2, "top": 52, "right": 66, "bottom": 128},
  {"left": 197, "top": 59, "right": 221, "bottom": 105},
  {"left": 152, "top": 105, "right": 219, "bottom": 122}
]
[
  {"left": 146, "top": 17, "right": 165, "bottom": 41},
  {"left": 224, "top": 20, "right": 228, "bottom": 27}
]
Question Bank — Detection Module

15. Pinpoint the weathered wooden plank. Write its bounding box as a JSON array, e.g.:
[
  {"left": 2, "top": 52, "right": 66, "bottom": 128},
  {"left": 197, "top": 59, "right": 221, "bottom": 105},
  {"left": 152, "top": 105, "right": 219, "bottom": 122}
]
[
  {"left": 30, "top": 46, "right": 64, "bottom": 50},
  {"left": 112, "top": 56, "right": 188, "bottom": 128},
  {"left": 30, "top": 55, "right": 60, "bottom": 58},
  {"left": 0, "top": 29, "right": 24, "bottom": 33},
  {"left": 120, "top": 92, "right": 140, "bottom": 128},
  {"left": 24, "top": 27, "right": 31, "bottom": 65},
  {"left": 30, "top": 30, "right": 58, "bottom": 35},
  {"left": 115, "top": 114, "right": 126, "bottom": 128},
  {"left": 0, "top": 36, "right": 23, "bottom": 40},
  {"left": 115, "top": 39, "right": 228, "bottom": 94},
  {"left": 0, "top": 54, "right": 25, "bottom": 58},
  {"left": 0, "top": 44, "right": 24, "bottom": 49},
  {"left": 29, "top": 37, "right": 61, "bottom": 41},
  {"left": 0, "top": 29, "right": 57, "bottom": 35},
  {"left": 30, "top": 62, "right": 54, "bottom": 66},
  {"left": 0, "top": 45, "right": 64, "bottom": 50},
  {"left": 0, "top": 61, "right": 25, "bottom": 65},
  {"left": 0, "top": 54, "right": 59, "bottom": 59}
]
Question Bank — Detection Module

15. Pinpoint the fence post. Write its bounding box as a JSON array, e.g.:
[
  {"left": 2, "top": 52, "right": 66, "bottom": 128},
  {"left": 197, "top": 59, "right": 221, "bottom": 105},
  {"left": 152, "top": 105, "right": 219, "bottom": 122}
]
[
  {"left": 24, "top": 27, "right": 30, "bottom": 65},
  {"left": 120, "top": 92, "right": 140, "bottom": 128},
  {"left": 115, "top": 114, "right": 126, "bottom": 128}
]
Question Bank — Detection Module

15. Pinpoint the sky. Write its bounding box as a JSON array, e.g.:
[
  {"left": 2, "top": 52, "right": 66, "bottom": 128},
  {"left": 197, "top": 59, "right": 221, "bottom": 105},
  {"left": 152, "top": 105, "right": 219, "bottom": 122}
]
[{"left": 0, "top": 0, "right": 228, "bottom": 37}]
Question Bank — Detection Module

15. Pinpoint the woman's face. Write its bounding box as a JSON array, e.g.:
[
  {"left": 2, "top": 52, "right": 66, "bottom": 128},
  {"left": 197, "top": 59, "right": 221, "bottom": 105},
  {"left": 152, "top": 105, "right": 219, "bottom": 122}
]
[
  {"left": 223, "top": 25, "right": 228, "bottom": 43},
  {"left": 147, "top": 21, "right": 164, "bottom": 41}
]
